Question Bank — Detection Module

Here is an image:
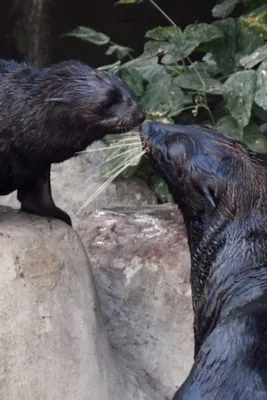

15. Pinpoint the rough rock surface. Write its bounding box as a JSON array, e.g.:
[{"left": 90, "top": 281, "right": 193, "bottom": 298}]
[
  {"left": 0, "top": 207, "right": 157, "bottom": 400},
  {"left": 77, "top": 204, "right": 193, "bottom": 399}
]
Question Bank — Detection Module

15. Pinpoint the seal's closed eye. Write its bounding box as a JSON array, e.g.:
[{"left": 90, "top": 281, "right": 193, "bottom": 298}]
[
  {"left": 101, "top": 89, "right": 121, "bottom": 109},
  {"left": 167, "top": 142, "right": 186, "bottom": 160}
]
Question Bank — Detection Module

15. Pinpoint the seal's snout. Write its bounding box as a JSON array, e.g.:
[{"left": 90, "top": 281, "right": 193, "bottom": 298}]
[
  {"left": 140, "top": 120, "right": 151, "bottom": 139},
  {"left": 140, "top": 120, "right": 161, "bottom": 141},
  {"left": 136, "top": 109, "right": 146, "bottom": 125}
]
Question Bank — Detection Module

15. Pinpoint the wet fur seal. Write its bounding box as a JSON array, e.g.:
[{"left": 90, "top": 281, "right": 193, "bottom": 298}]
[
  {"left": 0, "top": 59, "right": 145, "bottom": 226},
  {"left": 141, "top": 120, "right": 267, "bottom": 400}
]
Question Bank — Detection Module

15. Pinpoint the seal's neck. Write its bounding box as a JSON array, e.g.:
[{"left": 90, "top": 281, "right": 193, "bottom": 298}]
[
  {"left": 184, "top": 210, "right": 229, "bottom": 314},
  {"left": 190, "top": 215, "right": 267, "bottom": 354}
]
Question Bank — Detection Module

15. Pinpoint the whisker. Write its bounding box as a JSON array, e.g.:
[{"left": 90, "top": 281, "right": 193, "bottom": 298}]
[
  {"left": 107, "top": 132, "right": 141, "bottom": 140},
  {"left": 99, "top": 146, "right": 142, "bottom": 167},
  {"left": 101, "top": 149, "right": 143, "bottom": 180},
  {"left": 108, "top": 137, "right": 141, "bottom": 144},
  {"left": 80, "top": 146, "right": 142, "bottom": 180},
  {"left": 82, "top": 149, "right": 143, "bottom": 191},
  {"left": 76, "top": 143, "right": 140, "bottom": 154},
  {"left": 76, "top": 150, "right": 146, "bottom": 215},
  {"left": 108, "top": 131, "right": 138, "bottom": 138}
]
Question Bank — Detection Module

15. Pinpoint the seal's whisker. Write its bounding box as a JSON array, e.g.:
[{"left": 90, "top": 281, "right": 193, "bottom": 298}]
[
  {"left": 99, "top": 146, "right": 142, "bottom": 167},
  {"left": 81, "top": 148, "right": 144, "bottom": 192},
  {"left": 107, "top": 132, "right": 139, "bottom": 140},
  {"left": 101, "top": 149, "right": 144, "bottom": 180},
  {"left": 108, "top": 137, "right": 141, "bottom": 144},
  {"left": 82, "top": 146, "right": 143, "bottom": 180},
  {"left": 76, "top": 143, "right": 140, "bottom": 154},
  {"left": 76, "top": 150, "right": 146, "bottom": 215}
]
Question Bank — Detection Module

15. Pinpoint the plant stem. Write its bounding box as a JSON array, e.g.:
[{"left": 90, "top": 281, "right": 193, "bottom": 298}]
[{"left": 148, "top": 0, "right": 177, "bottom": 27}]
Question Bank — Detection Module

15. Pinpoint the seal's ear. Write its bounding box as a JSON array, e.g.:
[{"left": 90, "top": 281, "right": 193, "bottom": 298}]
[
  {"left": 45, "top": 97, "right": 71, "bottom": 115},
  {"left": 201, "top": 184, "right": 216, "bottom": 208},
  {"left": 194, "top": 179, "right": 216, "bottom": 208}
]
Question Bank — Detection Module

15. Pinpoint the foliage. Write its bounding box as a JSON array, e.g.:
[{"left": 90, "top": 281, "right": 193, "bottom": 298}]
[
  {"left": 67, "top": 0, "right": 267, "bottom": 202},
  {"left": 64, "top": 27, "right": 132, "bottom": 60}
]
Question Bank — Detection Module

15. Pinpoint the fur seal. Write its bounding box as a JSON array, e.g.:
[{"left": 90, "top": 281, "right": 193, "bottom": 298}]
[
  {"left": 0, "top": 59, "right": 145, "bottom": 226},
  {"left": 141, "top": 120, "right": 267, "bottom": 400}
]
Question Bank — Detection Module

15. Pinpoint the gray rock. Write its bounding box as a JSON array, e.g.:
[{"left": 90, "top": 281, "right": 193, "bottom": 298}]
[
  {"left": 0, "top": 207, "right": 153, "bottom": 400},
  {"left": 77, "top": 204, "right": 193, "bottom": 399}
]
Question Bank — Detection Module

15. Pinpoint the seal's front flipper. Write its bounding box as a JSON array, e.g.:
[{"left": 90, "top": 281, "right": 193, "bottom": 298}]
[{"left": 17, "top": 166, "right": 72, "bottom": 226}]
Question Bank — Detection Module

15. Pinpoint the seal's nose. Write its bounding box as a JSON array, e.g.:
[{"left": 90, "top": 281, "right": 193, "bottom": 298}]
[
  {"left": 137, "top": 109, "right": 146, "bottom": 124},
  {"left": 140, "top": 120, "right": 153, "bottom": 139}
]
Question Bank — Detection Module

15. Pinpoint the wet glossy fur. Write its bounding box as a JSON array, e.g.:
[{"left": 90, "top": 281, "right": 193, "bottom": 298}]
[
  {"left": 141, "top": 120, "right": 267, "bottom": 400},
  {"left": 0, "top": 59, "right": 145, "bottom": 225}
]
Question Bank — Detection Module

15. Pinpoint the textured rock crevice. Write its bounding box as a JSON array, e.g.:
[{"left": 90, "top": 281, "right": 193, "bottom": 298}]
[
  {"left": 0, "top": 208, "right": 139, "bottom": 400},
  {"left": 77, "top": 205, "right": 193, "bottom": 399}
]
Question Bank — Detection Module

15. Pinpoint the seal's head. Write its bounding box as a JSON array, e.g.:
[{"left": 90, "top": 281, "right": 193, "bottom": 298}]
[
  {"left": 43, "top": 60, "right": 146, "bottom": 138},
  {"left": 141, "top": 120, "right": 264, "bottom": 218}
]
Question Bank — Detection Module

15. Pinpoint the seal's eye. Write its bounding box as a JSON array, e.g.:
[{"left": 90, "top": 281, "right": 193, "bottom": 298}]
[
  {"left": 167, "top": 142, "right": 186, "bottom": 160},
  {"left": 101, "top": 89, "right": 121, "bottom": 109}
]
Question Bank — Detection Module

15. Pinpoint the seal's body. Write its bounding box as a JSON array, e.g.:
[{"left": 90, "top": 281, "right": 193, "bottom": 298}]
[
  {"left": 141, "top": 120, "right": 267, "bottom": 399},
  {"left": 0, "top": 59, "right": 145, "bottom": 225}
]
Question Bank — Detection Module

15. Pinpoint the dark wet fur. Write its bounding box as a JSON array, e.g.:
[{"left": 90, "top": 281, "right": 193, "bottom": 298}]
[
  {"left": 141, "top": 120, "right": 267, "bottom": 400},
  {"left": 0, "top": 59, "right": 145, "bottom": 225}
]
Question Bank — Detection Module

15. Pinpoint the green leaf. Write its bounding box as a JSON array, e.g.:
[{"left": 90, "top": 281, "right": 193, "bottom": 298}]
[
  {"left": 260, "top": 123, "right": 267, "bottom": 134},
  {"left": 145, "top": 26, "right": 201, "bottom": 60},
  {"left": 187, "top": 62, "right": 211, "bottom": 78},
  {"left": 106, "top": 44, "right": 132, "bottom": 60},
  {"left": 240, "top": 5, "right": 267, "bottom": 41},
  {"left": 143, "top": 40, "right": 174, "bottom": 58},
  {"left": 223, "top": 70, "right": 256, "bottom": 128},
  {"left": 145, "top": 24, "right": 222, "bottom": 59},
  {"left": 174, "top": 73, "right": 223, "bottom": 95},
  {"left": 118, "top": 67, "right": 145, "bottom": 97},
  {"left": 64, "top": 26, "right": 110, "bottom": 45},
  {"left": 144, "top": 39, "right": 197, "bottom": 63},
  {"left": 208, "top": 19, "right": 237, "bottom": 74},
  {"left": 145, "top": 26, "right": 183, "bottom": 42},
  {"left": 136, "top": 157, "right": 173, "bottom": 203},
  {"left": 98, "top": 61, "right": 122, "bottom": 73},
  {"left": 255, "top": 60, "right": 267, "bottom": 111},
  {"left": 236, "top": 6, "right": 267, "bottom": 62},
  {"left": 211, "top": 0, "right": 239, "bottom": 19},
  {"left": 124, "top": 56, "right": 164, "bottom": 81},
  {"left": 216, "top": 116, "right": 243, "bottom": 140},
  {"left": 202, "top": 53, "right": 220, "bottom": 76},
  {"left": 216, "top": 116, "right": 267, "bottom": 153},
  {"left": 239, "top": 44, "right": 267, "bottom": 68},
  {"left": 161, "top": 54, "right": 176, "bottom": 65},
  {"left": 150, "top": 174, "right": 174, "bottom": 203},
  {"left": 243, "top": 122, "right": 267, "bottom": 153},
  {"left": 141, "top": 72, "right": 184, "bottom": 117},
  {"left": 237, "top": 21, "right": 265, "bottom": 58},
  {"left": 183, "top": 23, "right": 223, "bottom": 45}
]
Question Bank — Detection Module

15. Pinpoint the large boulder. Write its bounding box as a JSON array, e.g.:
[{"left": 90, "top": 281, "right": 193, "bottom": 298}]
[
  {"left": 0, "top": 203, "right": 193, "bottom": 399},
  {"left": 0, "top": 207, "right": 153, "bottom": 400},
  {"left": 77, "top": 204, "right": 193, "bottom": 399}
]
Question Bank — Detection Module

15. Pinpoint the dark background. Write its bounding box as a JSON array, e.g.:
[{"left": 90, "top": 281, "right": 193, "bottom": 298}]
[{"left": 0, "top": 0, "right": 230, "bottom": 66}]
